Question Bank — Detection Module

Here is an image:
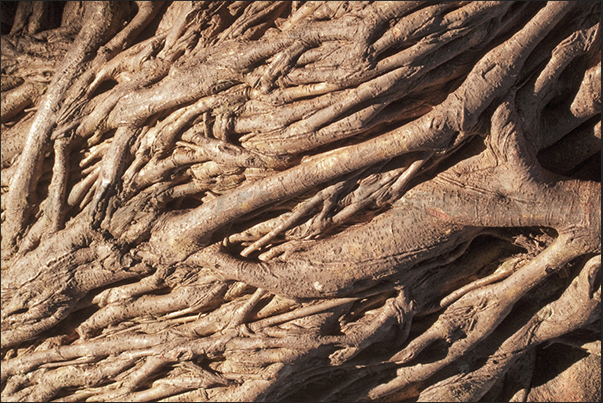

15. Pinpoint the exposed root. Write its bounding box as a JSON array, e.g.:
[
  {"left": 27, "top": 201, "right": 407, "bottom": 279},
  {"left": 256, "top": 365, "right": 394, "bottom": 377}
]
[{"left": 1, "top": 2, "right": 600, "bottom": 401}]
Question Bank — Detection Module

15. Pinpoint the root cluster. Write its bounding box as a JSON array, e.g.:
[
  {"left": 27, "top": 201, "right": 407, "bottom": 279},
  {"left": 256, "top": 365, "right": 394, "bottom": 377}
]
[{"left": 1, "top": 2, "right": 601, "bottom": 401}]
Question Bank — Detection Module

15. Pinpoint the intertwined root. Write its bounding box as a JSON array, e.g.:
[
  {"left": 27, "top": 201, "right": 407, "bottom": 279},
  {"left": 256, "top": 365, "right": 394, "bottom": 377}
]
[{"left": 1, "top": 1, "right": 601, "bottom": 401}]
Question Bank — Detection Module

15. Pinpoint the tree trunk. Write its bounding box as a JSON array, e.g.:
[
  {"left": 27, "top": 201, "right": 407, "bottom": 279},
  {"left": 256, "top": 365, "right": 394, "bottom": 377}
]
[{"left": 1, "top": 2, "right": 600, "bottom": 401}]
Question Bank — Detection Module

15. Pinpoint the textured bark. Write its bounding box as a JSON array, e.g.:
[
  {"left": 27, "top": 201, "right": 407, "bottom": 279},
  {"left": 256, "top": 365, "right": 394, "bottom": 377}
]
[{"left": 1, "top": 2, "right": 600, "bottom": 402}]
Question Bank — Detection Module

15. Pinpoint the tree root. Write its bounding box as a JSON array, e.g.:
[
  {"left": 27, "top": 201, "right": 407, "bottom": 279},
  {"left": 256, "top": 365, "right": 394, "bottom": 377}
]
[{"left": 1, "top": 2, "right": 600, "bottom": 401}]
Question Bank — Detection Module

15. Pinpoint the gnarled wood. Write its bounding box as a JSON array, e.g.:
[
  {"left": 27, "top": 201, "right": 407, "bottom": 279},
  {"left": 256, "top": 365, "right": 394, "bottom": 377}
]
[{"left": 1, "top": 2, "right": 600, "bottom": 401}]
